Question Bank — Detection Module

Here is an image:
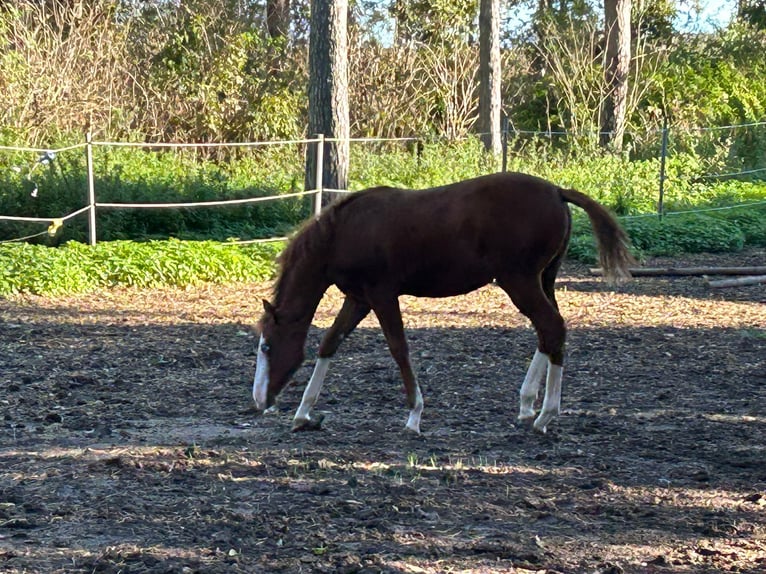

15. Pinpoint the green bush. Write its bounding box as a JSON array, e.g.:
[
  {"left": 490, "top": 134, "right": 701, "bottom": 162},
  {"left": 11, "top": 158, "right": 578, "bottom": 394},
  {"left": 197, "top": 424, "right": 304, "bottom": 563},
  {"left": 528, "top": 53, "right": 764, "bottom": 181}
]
[
  {"left": 0, "top": 239, "right": 282, "bottom": 296},
  {"left": 567, "top": 206, "right": 764, "bottom": 263}
]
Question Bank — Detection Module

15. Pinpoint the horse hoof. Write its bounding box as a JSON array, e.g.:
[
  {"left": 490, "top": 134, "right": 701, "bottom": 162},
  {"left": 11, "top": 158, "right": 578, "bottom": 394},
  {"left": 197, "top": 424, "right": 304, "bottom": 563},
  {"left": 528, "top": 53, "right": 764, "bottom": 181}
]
[
  {"left": 532, "top": 411, "right": 557, "bottom": 434},
  {"left": 404, "top": 423, "right": 421, "bottom": 435},
  {"left": 517, "top": 415, "right": 535, "bottom": 429},
  {"left": 292, "top": 413, "right": 325, "bottom": 432}
]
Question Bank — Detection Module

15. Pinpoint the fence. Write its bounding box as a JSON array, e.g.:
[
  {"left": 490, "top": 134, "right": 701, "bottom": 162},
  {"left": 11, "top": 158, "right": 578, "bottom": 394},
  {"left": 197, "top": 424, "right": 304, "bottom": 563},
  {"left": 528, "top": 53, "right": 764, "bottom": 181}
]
[{"left": 1, "top": 121, "right": 765, "bottom": 245}]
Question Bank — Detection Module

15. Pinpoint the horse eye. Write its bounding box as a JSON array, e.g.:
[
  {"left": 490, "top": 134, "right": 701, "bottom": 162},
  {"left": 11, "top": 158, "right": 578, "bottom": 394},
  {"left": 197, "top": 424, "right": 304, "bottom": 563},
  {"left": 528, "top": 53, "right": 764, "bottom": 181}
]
[{"left": 260, "top": 342, "right": 271, "bottom": 354}]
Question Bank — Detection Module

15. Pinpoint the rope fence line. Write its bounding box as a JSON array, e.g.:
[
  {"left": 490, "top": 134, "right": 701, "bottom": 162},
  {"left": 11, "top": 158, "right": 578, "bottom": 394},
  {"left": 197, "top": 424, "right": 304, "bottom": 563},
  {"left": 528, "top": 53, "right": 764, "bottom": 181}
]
[
  {"left": 0, "top": 205, "right": 91, "bottom": 224},
  {"left": 618, "top": 199, "right": 766, "bottom": 221},
  {"left": 695, "top": 166, "right": 766, "bottom": 180},
  {"left": 0, "top": 229, "right": 50, "bottom": 243},
  {"left": 95, "top": 189, "right": 319, "bottom": 210},
  {"left": 1, "top": 123, "right": 765, "bottom": 245},
  {"left": 0, "top": 142, "right": 87, "bottom": 154},
  {"left": 93, "top": 138, "right": 320, "bottom": 149}
]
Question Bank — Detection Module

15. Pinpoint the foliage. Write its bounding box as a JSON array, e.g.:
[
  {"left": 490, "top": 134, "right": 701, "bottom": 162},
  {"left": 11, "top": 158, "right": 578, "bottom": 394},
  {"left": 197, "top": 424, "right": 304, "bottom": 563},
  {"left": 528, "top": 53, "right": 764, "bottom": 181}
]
[
  {"left": 568, "top": 204, "right": 766, "bottom": 263},
  {"left": 350, "top": 39, "right": 480, "bottom": 140},
  {"left": 2, "top": 0, "right": 764, "bottom": 153},
  {"left": 0, "top": 239, "right": 282, "bottom": 296},
  {"left": 0, "top": 0, "right": 135, "bottom": 146},
  {"left": 645, "top": 22, "right": 766, "bottom": 130},
  {"left": 388, "top": 0, "right": 477, "bottom": 45},
  {"left": 349, "top": 138, "right": 496, "bottom": 189},
  {"left": 138, "top": 1, "right": 304, "bottom": 142}
]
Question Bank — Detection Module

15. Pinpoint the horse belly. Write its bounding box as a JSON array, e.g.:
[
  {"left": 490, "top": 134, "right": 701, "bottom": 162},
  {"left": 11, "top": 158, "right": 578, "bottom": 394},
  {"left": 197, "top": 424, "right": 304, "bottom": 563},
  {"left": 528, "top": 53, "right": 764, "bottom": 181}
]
[{"left": 401, "top": 264, "right": 493, "bottom": 298}]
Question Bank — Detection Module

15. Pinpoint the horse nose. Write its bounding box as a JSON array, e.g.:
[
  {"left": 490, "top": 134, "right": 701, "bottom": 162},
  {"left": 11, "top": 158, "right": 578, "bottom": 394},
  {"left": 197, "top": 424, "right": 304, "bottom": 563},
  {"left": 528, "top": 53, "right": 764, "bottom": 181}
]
[
  {"left": 253, "top": 350, "right": 270, "bottom": 410},
  {"left": 252, "top": 377, "right": 268, "bottom": 411}
]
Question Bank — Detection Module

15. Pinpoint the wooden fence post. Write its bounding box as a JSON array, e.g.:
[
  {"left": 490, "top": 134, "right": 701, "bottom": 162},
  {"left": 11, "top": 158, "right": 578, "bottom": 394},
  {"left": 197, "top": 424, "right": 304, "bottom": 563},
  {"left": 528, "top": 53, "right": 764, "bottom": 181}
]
[
  {"left": 86, "top": 132, "right": 97, "bottom": 245},
  {"left": 314, "top": 134, "right": 325, "bottom": 216},
  {"left": 657, "top": 117, "right": 669, "bottom": 219}
]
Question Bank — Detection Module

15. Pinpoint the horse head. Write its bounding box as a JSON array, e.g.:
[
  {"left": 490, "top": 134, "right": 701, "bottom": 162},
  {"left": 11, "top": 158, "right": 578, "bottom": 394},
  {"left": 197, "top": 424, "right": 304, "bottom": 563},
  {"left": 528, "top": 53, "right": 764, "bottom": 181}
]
[{"left": 252, "top": 299, "right": 306, "bottom": 412}]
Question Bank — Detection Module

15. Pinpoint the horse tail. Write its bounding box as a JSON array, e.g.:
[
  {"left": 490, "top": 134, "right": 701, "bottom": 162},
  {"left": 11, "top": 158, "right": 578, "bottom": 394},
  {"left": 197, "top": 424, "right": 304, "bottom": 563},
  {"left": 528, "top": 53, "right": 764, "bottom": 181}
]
[{"left": 559, "top": 187, "right": 635, "bottom": 284}]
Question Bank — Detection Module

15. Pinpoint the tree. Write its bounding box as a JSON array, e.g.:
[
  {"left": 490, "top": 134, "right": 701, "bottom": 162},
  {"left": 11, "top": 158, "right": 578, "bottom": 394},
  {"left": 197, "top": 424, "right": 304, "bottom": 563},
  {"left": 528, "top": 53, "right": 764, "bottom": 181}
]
[
  {"left": 390, "top": 0, "right": 476, "bottom": 46},
  {"left": 738, "top": 0, "right": 766, "bottom": 28},
  {"left": 600, "top": 0, "right": 631, "bottom": 149},
  {"left": 305, "top": 0, "right": 349, "bottom": 197},
  {"left": 478, "top": 0, "right": 502, "bottom": 156},
  {"left": 266, "top": 0, "right": 291, "bottom": 40}
]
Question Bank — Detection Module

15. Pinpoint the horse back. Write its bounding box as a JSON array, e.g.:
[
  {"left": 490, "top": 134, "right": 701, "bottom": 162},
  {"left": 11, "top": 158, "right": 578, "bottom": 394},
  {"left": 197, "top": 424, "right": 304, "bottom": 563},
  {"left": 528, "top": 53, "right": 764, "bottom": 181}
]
[{"left": 324, "top": 173, "right": 571, "bottom": 297}]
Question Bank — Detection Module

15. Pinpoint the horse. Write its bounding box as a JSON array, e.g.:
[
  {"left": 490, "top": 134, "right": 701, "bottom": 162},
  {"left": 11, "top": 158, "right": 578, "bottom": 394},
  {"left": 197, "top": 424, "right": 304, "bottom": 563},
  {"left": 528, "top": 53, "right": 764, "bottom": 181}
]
[{"left": 252, "top": 172, "right": 634, "bottom": 434}]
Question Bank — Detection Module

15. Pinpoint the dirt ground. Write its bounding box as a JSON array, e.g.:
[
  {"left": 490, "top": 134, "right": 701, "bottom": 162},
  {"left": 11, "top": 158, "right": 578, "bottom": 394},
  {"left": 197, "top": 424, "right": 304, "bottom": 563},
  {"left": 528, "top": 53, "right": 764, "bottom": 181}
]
[{"left": 1, "top": 250, "right": 765, "bottom": 574}]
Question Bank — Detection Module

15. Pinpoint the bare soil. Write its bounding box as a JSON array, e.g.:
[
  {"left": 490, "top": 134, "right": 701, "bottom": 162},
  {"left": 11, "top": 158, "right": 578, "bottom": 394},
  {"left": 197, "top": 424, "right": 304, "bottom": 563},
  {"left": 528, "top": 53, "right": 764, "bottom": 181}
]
[{"left": 1, "top": 250, "right": 765, "bottom": 574}]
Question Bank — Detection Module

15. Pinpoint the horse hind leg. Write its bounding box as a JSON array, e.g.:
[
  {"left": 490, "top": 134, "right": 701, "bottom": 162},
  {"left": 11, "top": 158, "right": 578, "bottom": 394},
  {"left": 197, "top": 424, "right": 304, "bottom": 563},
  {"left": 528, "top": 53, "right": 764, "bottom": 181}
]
[
  {"left": 497, "top": 274, "right": 566, "bottom": 434},
  {"left": 292, "top": 296, "right": 370, "bottom": 431},
  {"left": 519, "top": 349, "right": 548, "bottom": 421}
]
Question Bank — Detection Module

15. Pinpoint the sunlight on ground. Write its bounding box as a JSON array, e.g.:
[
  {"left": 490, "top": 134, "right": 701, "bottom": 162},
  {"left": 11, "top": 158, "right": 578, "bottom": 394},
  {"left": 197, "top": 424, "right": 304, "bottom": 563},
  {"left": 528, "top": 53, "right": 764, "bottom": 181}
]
[{"left": 5, "top": 281, "right": 765, "bottom": 332}]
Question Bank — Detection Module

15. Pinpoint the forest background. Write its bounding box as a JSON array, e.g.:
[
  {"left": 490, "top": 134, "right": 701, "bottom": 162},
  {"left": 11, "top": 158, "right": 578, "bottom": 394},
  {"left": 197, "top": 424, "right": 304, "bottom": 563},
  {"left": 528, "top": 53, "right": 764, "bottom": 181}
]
[{"left": 2, "top": 0, "right": 765, "bottom": 145}]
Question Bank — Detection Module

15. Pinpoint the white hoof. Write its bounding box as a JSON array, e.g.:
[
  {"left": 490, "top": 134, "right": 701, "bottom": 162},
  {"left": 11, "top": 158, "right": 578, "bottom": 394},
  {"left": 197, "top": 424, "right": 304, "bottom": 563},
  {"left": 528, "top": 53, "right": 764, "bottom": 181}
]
[
  {"left": 532, "top": 410, "right": 558, "bottom": 434},
  {"left": 405, "top": 421, "right": 421, "bottom": 435},
  {"left": 292, "top": 413, "right": 324, "bottom": 432},
  {"left": 518, "top": 407, "right": 536, "bottom": 422}
]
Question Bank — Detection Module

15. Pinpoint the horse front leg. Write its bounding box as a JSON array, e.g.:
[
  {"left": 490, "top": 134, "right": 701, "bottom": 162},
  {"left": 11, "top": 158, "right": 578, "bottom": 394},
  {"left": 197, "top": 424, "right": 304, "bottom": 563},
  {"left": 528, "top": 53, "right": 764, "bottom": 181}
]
[
  {"left": 371, "top": 297, "right": 424, "bottom": 434},
  {"left": 292, "top": 296, "right": 370, "bottom": 431}
]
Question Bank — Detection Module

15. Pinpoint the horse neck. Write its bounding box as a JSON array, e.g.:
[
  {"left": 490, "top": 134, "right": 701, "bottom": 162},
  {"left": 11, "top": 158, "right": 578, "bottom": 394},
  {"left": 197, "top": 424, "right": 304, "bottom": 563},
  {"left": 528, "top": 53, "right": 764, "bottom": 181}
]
[{"left": 274, "top": 257, "right": 329, "bottom": 329}]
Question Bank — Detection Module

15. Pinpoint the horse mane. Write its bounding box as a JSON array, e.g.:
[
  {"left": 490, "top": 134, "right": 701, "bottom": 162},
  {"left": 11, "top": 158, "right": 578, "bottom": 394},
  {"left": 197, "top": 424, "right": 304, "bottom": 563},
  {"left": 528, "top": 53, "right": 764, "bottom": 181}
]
[{"left": 273, "top": 191, "right": 377, "bottom": 307}]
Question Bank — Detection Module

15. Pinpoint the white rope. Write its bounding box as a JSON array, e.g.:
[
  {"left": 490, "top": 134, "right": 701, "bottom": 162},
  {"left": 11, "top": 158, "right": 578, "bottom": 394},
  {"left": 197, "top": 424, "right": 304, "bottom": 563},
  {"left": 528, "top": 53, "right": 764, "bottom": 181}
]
[
  {"left": 93, "top": 138, "right": 319, "bottom": 149},
  {"left": 680, "top": 121, "right": 766, "bottom": 133},
  {"left": 226, "top": 237, "right": 289, "bottom": 245},
  {"left": 0, "top": 214, "right": 55, "bottom": 223},
  {"left": 618, "top": 199, "right": 766, "bottom": 220},
  {"left": 0, "top": 229, "right": 50, "bottom": 243},
  {"left": 95, "top": 189, "right": 318, "bottom": 209},
  {"left": 0, "top": 143, "right": 86, "bottom": 153},
  {"left": 686, "top": 166, "right": 766, "bottom": 179},
  {"left": 662, "top": 200, "right": 766, "bottom": 217},
  {"left": 0, "top": 205, "right": 91, "bottom": 224}
]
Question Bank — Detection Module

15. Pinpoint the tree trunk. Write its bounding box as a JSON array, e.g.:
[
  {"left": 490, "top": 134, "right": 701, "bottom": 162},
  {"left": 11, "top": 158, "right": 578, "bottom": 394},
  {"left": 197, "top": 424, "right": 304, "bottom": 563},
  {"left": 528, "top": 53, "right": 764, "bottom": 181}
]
[
  {"left": 305, "top": 0, "right": 349, "bottom": 200},
  {"left": 266, "top": 0, "right": 291, "bottom": 40},
  {"left": 478, "top": 0, "right": 502, "bottom": 156},
  {"left": 600, "top": 0, "right": 631, "bottom": 150}
]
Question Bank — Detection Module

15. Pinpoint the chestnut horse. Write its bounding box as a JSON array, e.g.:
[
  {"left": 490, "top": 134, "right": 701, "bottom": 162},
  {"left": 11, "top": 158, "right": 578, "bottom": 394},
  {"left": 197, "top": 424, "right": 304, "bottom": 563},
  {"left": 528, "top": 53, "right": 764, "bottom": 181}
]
[{"left": 253, "top": 172, "right": 633, "bottom": 434}]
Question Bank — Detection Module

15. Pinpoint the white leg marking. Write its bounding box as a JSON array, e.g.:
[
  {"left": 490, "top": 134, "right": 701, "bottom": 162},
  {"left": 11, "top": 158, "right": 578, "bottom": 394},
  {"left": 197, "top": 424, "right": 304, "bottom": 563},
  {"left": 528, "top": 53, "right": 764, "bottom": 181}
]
[
  {"left": 533, "top": 363, "right": 563, "bottom": 433},
  {"left": 293, "top": 357, "right": 331, "bottom": 425},
  {"left": 405, "top": 385, "right": 424, "bottom": 434},
  {"left": 518, "top": 350, "right": 549, "bottom": 421},
  {"left": 253, "top": 335, "right": 269, "bottom": 410}
]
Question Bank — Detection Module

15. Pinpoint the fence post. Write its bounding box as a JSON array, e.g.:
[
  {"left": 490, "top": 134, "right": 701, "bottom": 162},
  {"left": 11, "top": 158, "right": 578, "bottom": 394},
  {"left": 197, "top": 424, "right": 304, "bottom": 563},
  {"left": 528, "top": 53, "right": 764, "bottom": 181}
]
[
  {"left": 86, "top": 132, "right": 97, "bottom": 245},
  {"left": 314, "top": 134, "right": 325, "bottom": 216},
  {"left": 657, "top": 117, "right": 669, "bottom": 219},
  {"left": 501, "top": 115, "right": 509, "bottom": 173}
]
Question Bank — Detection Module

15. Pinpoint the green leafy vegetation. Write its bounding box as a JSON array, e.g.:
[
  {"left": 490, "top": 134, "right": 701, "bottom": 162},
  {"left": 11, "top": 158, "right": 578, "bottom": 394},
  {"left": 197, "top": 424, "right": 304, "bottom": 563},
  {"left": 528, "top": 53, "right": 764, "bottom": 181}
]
[
  {"left": 0, "top": 240, "right": 282, "bottom": 296},
  {"left": 1, "top": 134, "right": 764, "bottom": 295}
]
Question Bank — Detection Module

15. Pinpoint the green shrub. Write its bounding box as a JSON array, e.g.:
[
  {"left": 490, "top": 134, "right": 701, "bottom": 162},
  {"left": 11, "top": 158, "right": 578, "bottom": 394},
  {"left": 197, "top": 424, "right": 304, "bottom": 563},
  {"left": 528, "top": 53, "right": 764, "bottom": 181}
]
[
  {"left": 567, "top": 210, "right": 755, "bottom": 263},
  {"left": 0, "top": 239, "right": 282, "bottom": 296}
]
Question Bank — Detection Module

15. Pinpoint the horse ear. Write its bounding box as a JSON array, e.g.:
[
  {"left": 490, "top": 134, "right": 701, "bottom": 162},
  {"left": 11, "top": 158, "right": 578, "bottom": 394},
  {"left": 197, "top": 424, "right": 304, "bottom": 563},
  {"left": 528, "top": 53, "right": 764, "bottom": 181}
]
[{"left": 262, "top": 299, "right": 278, "bottom": 323}]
